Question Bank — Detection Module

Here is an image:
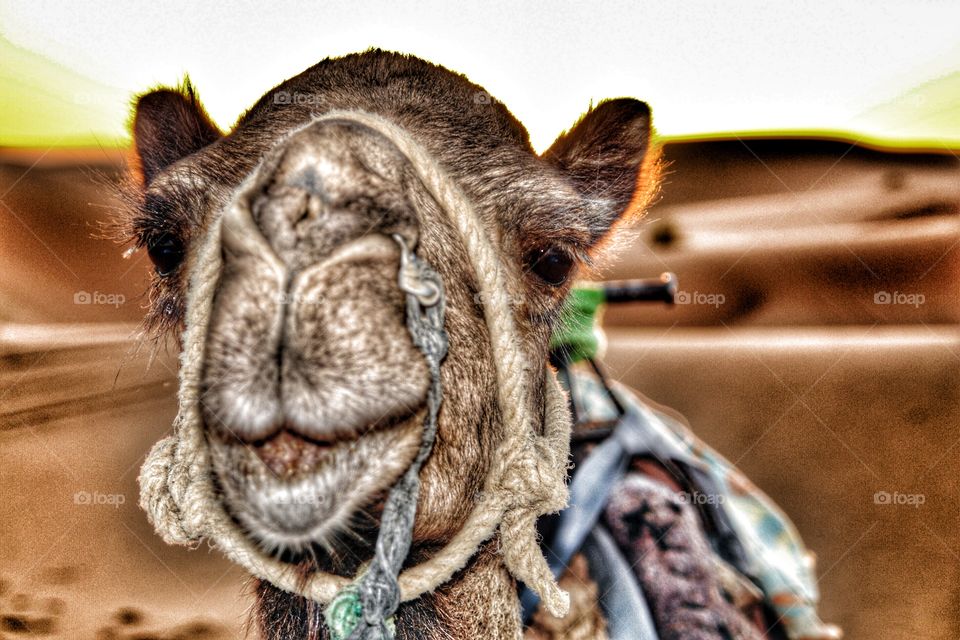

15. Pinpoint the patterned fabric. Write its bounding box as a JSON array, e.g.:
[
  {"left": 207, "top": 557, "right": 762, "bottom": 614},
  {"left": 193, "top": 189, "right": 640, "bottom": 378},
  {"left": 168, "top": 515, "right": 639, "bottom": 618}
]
[
  {"left": 568, "top": 368, "right": 840, "bottom": 640},
  {"left": 604, "top": 475, "right": 765, "bottom": 640}
]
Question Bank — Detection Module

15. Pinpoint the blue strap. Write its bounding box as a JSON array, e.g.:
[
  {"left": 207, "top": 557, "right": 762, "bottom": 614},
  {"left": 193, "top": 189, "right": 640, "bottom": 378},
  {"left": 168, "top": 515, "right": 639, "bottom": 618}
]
[
  {"left": 520, "top": 423, "right": 630, "bottom": 618},
  {"left": 581, "top": 527, "right": 658, "bottom": 640},
  {"left": 522, "top": 381, "right": 758, "bottom": 638},
  {"left": 521, "top": 408, "right": 662, "bottom": 627}
]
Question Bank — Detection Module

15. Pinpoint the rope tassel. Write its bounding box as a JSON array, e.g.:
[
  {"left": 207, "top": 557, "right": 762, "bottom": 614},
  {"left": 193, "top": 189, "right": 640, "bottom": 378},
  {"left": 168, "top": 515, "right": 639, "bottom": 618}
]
[{"left": 502, "top": 512, "right": 571, "bottom": 619}]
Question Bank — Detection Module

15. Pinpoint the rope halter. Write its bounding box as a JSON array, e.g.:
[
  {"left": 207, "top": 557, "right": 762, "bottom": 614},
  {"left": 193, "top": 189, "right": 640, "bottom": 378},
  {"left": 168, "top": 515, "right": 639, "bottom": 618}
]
[{"left": 138, "top": 110, "right": 573, "bottom": 635}]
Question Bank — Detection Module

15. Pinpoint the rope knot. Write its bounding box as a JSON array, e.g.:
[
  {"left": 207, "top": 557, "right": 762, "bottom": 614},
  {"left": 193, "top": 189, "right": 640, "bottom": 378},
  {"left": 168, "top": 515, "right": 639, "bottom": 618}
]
[
  {"left": 493, "top": 429, "right": 569, "bottom": 518},
  {"left": 138, "top": 436, "right": 204, "bottom": 545}
]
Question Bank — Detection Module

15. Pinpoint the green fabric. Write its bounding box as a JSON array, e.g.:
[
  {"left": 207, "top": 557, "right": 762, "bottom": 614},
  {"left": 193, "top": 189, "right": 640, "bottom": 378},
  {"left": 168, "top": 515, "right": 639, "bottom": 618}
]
[
  {"left": 551, "top": 286, "right": 606, "bottom": 363},
  {"left": 325, "top": 585, "right": 396, "bottom": 640}
]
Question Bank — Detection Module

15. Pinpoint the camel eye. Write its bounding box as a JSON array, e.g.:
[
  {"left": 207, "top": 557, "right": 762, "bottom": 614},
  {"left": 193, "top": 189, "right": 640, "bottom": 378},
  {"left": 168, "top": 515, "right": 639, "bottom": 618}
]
[
  {"left": 526, "top": 246, "right": 574, "bottom": 286},
  {"left": 147, "top": 233, "right": 185, "bottom": 276}
]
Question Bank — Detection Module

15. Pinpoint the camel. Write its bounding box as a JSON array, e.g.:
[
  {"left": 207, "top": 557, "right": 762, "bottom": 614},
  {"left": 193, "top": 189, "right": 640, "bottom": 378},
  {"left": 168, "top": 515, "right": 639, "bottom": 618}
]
[{"left": 123, "top": 50, "right": 659, "bottom": 639}]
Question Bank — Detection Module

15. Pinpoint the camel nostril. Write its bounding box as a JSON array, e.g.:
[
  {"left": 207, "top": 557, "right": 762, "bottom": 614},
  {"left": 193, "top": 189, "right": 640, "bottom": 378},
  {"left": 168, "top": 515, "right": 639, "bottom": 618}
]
[
  {"left": 295, "top": 192, "right": 325, "bottom": 226},
  {"left": 237, "top": 119, "right": 421, "bottom": 274}
]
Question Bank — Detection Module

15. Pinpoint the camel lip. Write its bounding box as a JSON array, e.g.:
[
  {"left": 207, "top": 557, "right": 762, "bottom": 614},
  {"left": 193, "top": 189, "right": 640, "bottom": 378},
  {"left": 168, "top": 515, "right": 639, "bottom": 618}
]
[
  {"left": 211, "top": 407, "right": 424, "bottom": 479},
  {"left": 207, "top": 417, "right": 425, "bottom": 555},
  {"left": 247, "top": 429, "right": 343, "bottom": 478}
]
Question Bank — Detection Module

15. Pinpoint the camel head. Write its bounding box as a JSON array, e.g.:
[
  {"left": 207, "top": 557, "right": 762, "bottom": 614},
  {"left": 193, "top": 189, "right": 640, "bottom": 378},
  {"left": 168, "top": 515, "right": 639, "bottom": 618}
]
[{"left": 126, "top": 52, "right": 658, "bottom": 577}]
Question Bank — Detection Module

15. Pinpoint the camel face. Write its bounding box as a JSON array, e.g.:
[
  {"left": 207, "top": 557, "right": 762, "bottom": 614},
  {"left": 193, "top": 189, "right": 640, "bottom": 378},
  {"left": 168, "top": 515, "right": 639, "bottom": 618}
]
[
  {"left": 202, "top": 120, "right": 434, "bottom": 552},
  {"left": 125, "top": 51, "right": 657, "bottom": 567}
]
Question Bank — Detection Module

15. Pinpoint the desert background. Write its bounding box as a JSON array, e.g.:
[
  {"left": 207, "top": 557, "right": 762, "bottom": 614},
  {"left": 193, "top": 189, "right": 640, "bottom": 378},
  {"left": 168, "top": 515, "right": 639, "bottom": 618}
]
[
  {"left": 2, "top": 135, "right": 958, "bottom": 639},
  {"left": 2, "top": 1, "right": 959, "bottom": 639}
]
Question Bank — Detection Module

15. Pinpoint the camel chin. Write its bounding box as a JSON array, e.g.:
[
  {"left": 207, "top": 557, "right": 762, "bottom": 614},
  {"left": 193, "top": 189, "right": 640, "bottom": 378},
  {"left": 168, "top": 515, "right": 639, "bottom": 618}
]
[{"left": 208, "top": 414, "right": 424, "bottom": 555}]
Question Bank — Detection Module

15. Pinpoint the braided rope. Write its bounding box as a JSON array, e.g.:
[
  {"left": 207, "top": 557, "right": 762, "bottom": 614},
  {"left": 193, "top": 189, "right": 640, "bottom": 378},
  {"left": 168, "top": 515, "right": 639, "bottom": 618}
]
[
  {"left": 323, "top": 235, "right": 449, "bottom": 639},
  {"left": 138, "top": 109, "right": 572, "bottom": 627}
]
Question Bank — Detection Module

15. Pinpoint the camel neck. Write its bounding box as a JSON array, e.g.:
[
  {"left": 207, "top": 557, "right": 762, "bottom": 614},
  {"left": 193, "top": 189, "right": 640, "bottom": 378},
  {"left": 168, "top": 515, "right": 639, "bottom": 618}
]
[
  {"left": 254, "top": 539, "right": 521, "bottom": 639},
  {"left": 426, "top": 539, "right": 522, "bottom": 639}
]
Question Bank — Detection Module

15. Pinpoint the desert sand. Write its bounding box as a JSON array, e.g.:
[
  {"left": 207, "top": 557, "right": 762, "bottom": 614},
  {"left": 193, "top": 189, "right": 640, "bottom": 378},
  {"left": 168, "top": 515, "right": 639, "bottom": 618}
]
[{"left": 1, "top": 138, "right": 958, "bottom": 639}]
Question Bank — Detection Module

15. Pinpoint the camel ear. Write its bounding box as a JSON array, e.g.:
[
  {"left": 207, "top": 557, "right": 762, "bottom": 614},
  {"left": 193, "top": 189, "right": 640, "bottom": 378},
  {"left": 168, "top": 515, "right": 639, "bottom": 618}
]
[
  {"left": 132, "top": 81, "right": 223, "bottom": 185},
  {"left": 543, "top": 99, "right": 658, "bottom": 241}
]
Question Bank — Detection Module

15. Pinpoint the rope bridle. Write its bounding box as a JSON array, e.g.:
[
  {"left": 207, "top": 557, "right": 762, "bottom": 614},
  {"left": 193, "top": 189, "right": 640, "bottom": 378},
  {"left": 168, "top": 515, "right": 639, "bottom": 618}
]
[{"left": 138, "top": 110, "right": 572, "bottom": 638}]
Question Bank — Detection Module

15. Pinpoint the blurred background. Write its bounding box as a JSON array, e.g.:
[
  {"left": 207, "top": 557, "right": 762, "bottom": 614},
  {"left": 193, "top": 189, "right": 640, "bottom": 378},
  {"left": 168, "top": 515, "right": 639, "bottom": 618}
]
[{"left": 1, "top": 1, "right": 958, "bottom": 638}]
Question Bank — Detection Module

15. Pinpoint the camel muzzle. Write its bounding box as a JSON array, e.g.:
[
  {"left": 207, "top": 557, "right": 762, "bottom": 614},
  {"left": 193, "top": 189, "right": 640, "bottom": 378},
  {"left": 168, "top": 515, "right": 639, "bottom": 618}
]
[{"left": 138, "top": 110, "right": 574, "bottom": 640}]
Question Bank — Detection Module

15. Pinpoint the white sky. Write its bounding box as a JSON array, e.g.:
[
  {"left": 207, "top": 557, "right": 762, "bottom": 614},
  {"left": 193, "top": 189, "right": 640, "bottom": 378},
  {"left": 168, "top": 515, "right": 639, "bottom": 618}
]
[{"left": 1, "top": 0, "right": 958, "bottom": 150}]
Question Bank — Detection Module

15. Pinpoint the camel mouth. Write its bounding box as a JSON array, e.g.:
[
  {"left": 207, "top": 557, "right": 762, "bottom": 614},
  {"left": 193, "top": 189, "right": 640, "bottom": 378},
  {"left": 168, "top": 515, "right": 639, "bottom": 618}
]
[
  {"left": 207, "top": 409, "right": 425, "bottom": 555},
  {"left": 250, "top": 430, "right": 337, "bottom": 478},
  {"left": 245, "top": 411, "right": 415, "bottom": 477},
  {"left": 200, "top": 223, "right": 434, "bottom": 555}
]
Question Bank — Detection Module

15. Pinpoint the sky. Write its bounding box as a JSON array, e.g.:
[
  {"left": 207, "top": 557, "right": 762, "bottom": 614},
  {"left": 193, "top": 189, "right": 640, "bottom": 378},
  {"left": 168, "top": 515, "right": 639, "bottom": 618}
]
[{"left": 1, "top": 0, "right": 959, "bottom": 150}]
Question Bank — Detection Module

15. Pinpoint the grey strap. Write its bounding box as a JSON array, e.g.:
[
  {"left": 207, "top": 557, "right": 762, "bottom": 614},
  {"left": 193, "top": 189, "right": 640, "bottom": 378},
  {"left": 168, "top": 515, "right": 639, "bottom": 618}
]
[
  {"left": 325, "top": 236, "right": 448, "bottom": 640},
  {"left": 522, "top": 378, "right": 756, "bottom": 638}
]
